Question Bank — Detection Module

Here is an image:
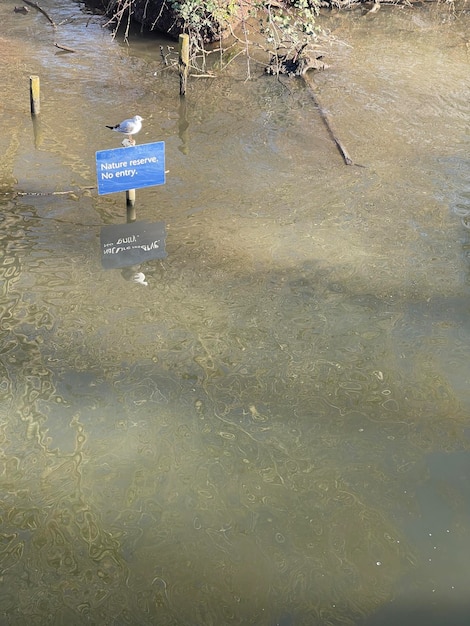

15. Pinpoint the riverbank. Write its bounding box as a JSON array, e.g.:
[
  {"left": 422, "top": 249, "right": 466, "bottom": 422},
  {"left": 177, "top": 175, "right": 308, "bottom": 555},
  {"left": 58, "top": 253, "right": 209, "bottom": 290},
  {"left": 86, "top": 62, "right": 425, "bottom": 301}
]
[{"left": 82, "top": 0, "right": 461, "bottom": 41}]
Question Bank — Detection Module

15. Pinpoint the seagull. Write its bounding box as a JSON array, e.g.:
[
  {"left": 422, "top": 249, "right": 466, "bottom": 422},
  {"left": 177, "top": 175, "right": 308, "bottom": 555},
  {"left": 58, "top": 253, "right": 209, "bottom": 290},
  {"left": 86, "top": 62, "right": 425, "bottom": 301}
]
[{"left": 106, "top": 115, "right": 143, "bottom": 140}]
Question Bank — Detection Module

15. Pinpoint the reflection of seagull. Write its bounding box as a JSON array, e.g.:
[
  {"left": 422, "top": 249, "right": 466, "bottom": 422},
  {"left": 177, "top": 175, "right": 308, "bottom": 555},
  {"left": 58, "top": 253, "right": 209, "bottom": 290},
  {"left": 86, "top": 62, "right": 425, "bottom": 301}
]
[
  {"left": 121, "top": 267, "right": 148, "bottom": 286},
  {"left": 106, "top": 115, "right": 143, "bottom": 140},
  {"left": 133, "top": 272, "right": 148, "bottom": 286}
]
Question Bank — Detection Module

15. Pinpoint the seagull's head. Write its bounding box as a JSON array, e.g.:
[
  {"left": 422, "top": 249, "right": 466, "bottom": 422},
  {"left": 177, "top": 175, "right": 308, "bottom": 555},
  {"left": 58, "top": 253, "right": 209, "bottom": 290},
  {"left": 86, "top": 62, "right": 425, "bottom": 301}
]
[{"left": 134, "top": 115, "right": 144, "bottom": 122}]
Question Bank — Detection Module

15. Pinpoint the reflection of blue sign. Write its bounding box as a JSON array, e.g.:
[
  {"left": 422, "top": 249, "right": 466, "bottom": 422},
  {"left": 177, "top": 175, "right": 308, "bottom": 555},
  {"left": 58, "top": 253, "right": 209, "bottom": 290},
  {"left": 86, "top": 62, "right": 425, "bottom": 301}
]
[
  {"left": 96, "top": 141, "right": 165, "bottom": 195},
  {"left": 100, "top": 221, "right": 167, "bottom": 269}
]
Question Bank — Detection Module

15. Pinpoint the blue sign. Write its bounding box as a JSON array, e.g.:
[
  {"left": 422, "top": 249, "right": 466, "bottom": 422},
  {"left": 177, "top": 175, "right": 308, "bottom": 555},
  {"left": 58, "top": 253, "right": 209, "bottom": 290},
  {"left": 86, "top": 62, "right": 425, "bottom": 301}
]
[{"left": 96, "top": 141, "right": 165, "bottom": 195}]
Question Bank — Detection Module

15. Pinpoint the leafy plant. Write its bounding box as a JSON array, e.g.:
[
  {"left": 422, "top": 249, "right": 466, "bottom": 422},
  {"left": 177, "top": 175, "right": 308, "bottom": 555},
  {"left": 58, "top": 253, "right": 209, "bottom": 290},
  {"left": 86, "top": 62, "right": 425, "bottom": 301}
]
[{"left": 102, "top": 0, "right": 321, "bottom": 77}]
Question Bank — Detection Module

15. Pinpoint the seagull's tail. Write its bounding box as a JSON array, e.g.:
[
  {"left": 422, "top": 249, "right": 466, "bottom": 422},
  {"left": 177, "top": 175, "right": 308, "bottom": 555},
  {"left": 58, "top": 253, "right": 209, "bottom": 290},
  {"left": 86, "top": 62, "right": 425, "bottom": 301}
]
[{"left": 105, "top": 125, "right": 116, "bottom": 130}]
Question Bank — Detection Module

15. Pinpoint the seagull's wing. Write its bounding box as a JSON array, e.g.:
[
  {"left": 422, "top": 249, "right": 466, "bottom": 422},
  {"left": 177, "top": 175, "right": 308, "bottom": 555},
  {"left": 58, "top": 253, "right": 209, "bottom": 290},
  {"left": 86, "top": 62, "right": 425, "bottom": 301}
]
[{"left": 117, "top": 119, "right": 135, "bottom": 133}]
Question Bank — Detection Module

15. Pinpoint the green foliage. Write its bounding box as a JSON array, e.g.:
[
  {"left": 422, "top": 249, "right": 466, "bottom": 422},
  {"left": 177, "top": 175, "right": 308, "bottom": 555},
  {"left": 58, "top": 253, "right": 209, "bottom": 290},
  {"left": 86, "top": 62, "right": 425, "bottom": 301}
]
[
  {"left": 169, "top": 0, "right": 232, "bottom": 37},
  {"left": 106, "top": 0, "right": 321, "bottom": 75},
  {"left": 259, "top": 0, "right": 320, "bottom": 48},
  {"left": 170, "top": 0, "right": 320, "bottom": 49}
]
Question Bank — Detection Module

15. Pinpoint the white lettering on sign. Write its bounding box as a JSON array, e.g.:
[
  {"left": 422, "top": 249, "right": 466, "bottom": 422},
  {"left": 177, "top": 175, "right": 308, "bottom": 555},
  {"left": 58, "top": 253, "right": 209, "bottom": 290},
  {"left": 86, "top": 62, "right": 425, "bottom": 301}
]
[
  {"left": 129, "top": 156, "right": 158, "bottom": 166},
  {"left": 99, "top": 158, "right": 157, "bottom": 180},
  {"left": 101, "top": 162, "right": 127, "bottom": 170},
  {"left": 100, "top": 162, "right": 140, "bottom": 180},
  {"left": 115, "top": 169, "right": 137, "bottom": 178}
]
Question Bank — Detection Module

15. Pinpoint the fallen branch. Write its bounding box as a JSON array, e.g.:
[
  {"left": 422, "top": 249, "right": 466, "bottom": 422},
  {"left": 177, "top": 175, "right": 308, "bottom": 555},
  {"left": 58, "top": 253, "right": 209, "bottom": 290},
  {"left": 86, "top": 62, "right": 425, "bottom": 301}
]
[
  {"left": 189, "top": 73, "right": 216, "bottom": 78},
  {"left": 160, "top": 45, "right": 169, "bottom": 66},
  {"left": 23, "top": 0, "right": 56, "bottom": 27},
  {"left": 17, "top": 187, "right": 95, "bottom": 196},
  {"left": 54, "top": 42, "right": 77, "bottom": 53},
  {"left": 303, "top": 73, "right": 361, "bottom": 167}
]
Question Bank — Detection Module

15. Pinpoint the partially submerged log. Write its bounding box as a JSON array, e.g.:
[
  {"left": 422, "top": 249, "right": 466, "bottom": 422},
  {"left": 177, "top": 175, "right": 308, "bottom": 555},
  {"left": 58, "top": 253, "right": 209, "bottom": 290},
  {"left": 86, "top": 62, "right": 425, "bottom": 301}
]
[
  {"left": 265, "top": 50, "right": 329, "bottom": 77},
  {"left": 54, "top": 42, "right": 77, "bottom": 53},
  {"left": 303, "top": 73, "right": 355, "bottom": 166},
  {"left": 265, "top": 46, "right": 359, "bottom": 167}
]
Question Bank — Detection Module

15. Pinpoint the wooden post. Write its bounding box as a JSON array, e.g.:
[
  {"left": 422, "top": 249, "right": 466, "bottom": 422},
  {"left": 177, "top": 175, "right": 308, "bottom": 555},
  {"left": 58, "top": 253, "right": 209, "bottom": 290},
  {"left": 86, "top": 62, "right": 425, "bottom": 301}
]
[
  {"left": 179, "top": 34, "right": 189, "bottom": 96},
  {"left": 30, "top": 75, "right": 40, "bottom": 116}
]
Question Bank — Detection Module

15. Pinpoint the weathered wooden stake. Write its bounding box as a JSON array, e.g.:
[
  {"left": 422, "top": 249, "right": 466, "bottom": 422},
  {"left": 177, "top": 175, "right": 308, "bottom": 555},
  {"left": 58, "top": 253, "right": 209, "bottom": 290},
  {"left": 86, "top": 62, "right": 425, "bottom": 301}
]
[
  {"left": 30, "top": 75, "right": 40, "bottom": 116},
  {"left": 179, "top": 34, "right": 189, "bottom": 96}
]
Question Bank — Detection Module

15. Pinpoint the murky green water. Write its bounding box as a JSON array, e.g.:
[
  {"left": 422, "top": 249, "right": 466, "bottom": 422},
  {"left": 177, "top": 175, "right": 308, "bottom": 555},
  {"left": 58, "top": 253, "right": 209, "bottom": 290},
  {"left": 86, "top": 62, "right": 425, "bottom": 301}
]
[{"left": 1, "top": 1, "right": 470, "bottom": 624}]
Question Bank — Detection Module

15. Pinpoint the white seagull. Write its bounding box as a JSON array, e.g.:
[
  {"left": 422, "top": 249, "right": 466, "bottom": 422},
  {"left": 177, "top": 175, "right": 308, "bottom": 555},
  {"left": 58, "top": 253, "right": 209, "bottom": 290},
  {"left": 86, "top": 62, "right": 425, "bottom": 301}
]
[{"left": 106, "top": 115, "right": 143, "bottom": 140}]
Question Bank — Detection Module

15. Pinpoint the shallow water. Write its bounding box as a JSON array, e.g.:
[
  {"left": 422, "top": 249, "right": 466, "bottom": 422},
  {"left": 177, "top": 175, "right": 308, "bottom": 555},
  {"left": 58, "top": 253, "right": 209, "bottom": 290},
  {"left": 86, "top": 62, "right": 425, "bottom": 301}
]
[{"left": 1, "top": 1, "right": 470, "bottom": 624}]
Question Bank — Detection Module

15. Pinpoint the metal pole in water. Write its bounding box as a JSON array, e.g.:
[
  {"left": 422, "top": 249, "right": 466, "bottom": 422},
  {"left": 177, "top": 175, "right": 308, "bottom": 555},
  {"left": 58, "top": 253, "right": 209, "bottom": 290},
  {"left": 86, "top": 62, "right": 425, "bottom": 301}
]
[
  {"left": 179, "top": 34, "right": 189, "bottom": 96},
  {"left": 126, "top": 136, "right": 137, "bottom": 222},
  {"left": 126, "top": 188, "right": 136, "bottom": 222},
  {"left": 30, "top": 75, "right": 40, "bottom": 116}
]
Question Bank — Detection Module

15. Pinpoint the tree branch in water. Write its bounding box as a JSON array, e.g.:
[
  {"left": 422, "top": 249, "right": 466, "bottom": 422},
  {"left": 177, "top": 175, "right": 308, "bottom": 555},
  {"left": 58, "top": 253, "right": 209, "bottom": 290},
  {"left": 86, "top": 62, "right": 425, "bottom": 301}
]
[{"left": 23, "top": 0, "right": 56, "bottom": 28}]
